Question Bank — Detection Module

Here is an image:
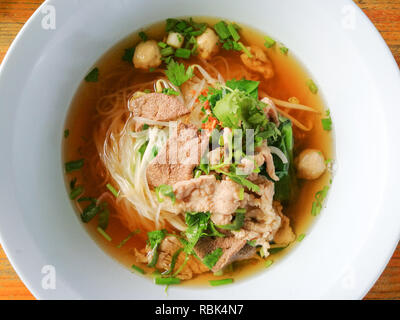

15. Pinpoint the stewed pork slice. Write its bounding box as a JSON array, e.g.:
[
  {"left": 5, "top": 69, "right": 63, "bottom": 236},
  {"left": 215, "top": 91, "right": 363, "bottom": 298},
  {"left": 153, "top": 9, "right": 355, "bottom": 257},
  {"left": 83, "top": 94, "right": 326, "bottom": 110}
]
[
  {"left": 134, "top": 236, "right": 209, "bottom": 280},
  {"left": 146, "top": 123, "right": 209, "bottom": 187},
  {"left": 194, "top": 236, "right": 256, "bottom": 272},
  {"left": 261, "top": 97, "right": 280, "bottom": 126},
  {"left": 272, "top": 201, "right": 296, "bottom": 246},
  {"left": 240, "top": 46, "right": 274, "bottom": 80},
  {"left": 172, "top": 175, "right": 242, "bottom": 225},
  {"left": 232, "top": 177, "right": 282, "bottom": 255},
  {"left": 254, "top": 142, "right": 279, "bottom": 181},
  {"left": 131, "top": 93, "right": 190, "bottom": 131}
]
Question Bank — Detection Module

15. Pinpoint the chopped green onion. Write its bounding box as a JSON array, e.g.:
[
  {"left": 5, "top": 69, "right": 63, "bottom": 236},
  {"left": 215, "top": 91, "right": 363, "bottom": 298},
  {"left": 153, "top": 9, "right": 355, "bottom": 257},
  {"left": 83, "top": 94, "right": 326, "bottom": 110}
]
[
  {"left": 194, "top": 169, "right": 202, "bottom": 179},
  {"left": 85, "top": 68, "right": 99, "bottom": 82},
  {"left": 158, "top": 41, "right": 167, "bottom": 48},
  {"left": 97, "top": 227, "right": 112, "bottom": 241},
  {"left": 235, "top": 208, "right": 246, "bottom": 214},
  {"left": 161, "top": 46, "right": 175, "bottom": 56},
  {"left": 214, "top": 21, "right": 230, "bottom": 40},
  {"left": 311, "top": 186, "right": 330, "bottom": 216},
  {"left": 69, "top": 186, "right": 83, "bottom": 200},
  {"left": 65, "top": 159, "right": 84, "bottom": 173},
  {"left": 307, "top": 79, "right": 318, "bottom": 94},
  {"left": 116, "top": 229, "right": 141, "bottom": 248},
  {"left": 238, "top": 42, "right": 252, "bottom": 58},
  {"left": 297, "top": 233, "right": 306, "bottom": 242},
  {"left": 64, "top": 129, "right": 69, "bottom": 138},
  {"left": 280, "top": 46, "right": 289, "bottom": 55},
  {"left": 138, "top": 31, "right": 148, "bottom": 42},
  {"left": 227, "top": 23, "right": 240, "bottom": 41},
  {"left": 131, "top": 264, "right": 145, "bottom": 274},
  {"left": 321, "top": 110, "right": 332, "bottom": 131},
  {"left": 81, "top": 203, "right": 101, "bottom": 223},
  {"left": 265, "top": 260, "right": 273, "bottom": 268},
  {"left": 155, "top": 277, "right": 181, "bottom": 285},
  {"left": 269, "top": 246, "right": 288, "bottom": 254},
  {"left": 209, "top": 278, "right": 234, "bottom": 286},
  {"left": 264, "top": 35, "right": 276, "bottom": 48},
  {"left": 162, "top": 88, "right": 180, "bottom": 96},
  {"left": 238, "top": 188, "right": 244, "bottom": 200},
  {"left": 175, "top": 48, "right": 191, "bottom": 59},
  {"left": 98, "top": 206, "right": 110, "bottom": 230},
  {"left": 106, "top": 183, "right": 119, "bottom": 198}
]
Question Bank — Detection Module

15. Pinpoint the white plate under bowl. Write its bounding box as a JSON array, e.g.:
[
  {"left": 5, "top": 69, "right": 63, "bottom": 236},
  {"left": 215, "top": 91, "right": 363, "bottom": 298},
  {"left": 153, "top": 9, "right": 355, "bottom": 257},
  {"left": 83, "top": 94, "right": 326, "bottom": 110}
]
[{"left": 0, "top": 0, "right": 399, "bottom": 299}]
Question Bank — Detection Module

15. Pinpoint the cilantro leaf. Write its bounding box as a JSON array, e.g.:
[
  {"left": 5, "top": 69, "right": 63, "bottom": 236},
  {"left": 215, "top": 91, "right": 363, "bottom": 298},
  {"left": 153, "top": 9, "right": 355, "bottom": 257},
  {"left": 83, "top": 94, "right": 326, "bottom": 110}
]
[
  {"left": 226, "top": 79, "right": 259, "bottom": 99},
  {"left": 147, "top": 229, "right": 167, "bottom": 267},
  {"left": 155, "top": 184, "right": 175, "bottom": 204},
  {"left": 203, "top": 248, "right": 223, "bottom": 269},
  {"left": 165, "top": 60, "right": 194, "bottom": 87},
  {"left": 122, "top": 47, "right": 135, "bottom": 63}
]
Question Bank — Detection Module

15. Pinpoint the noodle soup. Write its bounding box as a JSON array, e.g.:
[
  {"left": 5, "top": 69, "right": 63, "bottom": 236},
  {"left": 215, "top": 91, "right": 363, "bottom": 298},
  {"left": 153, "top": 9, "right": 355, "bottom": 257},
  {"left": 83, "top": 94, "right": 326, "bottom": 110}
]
[{"left": 63, "top": 17, "right": 334, "bottom": 287}]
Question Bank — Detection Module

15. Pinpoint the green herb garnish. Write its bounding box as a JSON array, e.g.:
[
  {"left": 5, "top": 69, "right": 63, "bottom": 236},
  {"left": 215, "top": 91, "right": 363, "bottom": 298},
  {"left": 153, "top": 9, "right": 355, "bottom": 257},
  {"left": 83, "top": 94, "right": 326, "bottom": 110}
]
[
  {"left": 162, "top": 88, "right": 180, "bottom": 96},
  {"left": 147, "top": 229, "right": 167, "bottom": 267},
  {"left": 122, "top": 47, "right": 135, "bottom": 62},
  {"left": 279, "top": 46, "right": 289, "bottom": 55},
  {"left": 155, "top": 277, "right": 181, "bottom": 285},
  {"left": 307, "top": 79, "right": 318, "bottom": 94},
  {"left": 138, "top": 31, "right": 148, "bottom": 42},
  {"left": 264, "top": 35, "right": 276, "bottom": 48},
  {"left": 265, "top": 260, "right": 273, "bottom": 268},
  {"left": 321, "top": 110, "right": 332, "bottom": 131},
  {"left": 116, "top": 229, "right": 141, "bottom": 248},
  {"left": 64, "top": 129, "right": 69, "bottom": 138},
  {"left": 203, "top": 248, "right": 223, "bottom": 269},
  {"left": 165, "top": 60, "right": 194, "bottom": 87},
  {"left": 106, "top": 183, "right": 119, "bottom": 198},
  {"left": 311, "top": 186, "right": 330, "bottom": 216},
  {"left": 97, "top": 227, "right": 112, "bottom": 241},
  {"left": 69, "top": 186, "right": 83, "bottom": 200},
  {"left": 155, "top": 184, "right": 176, "bottom": 204},
  {"left": 175, "top": 48, "right": 191, "bottom": 59},
  {"left": 81, "top": 202, "right": 101, "bottom": 223},
  {"left": 65, "top": 159, "right": 84, "bottom": 173},
  {"left": 297, "top": 233, "right": 306, "bottom": 242},
  {"left": 216, "top": 211, "right": 245, "bottom": 231},
  {"left": 131, "top": 264, "right": 145, "bottom": 274},
  {"left": 209, "top": 278, "right": 233, "bottom": 286},
  {"left": 85, "top": 68, "right": 99, "bottom": 82}
]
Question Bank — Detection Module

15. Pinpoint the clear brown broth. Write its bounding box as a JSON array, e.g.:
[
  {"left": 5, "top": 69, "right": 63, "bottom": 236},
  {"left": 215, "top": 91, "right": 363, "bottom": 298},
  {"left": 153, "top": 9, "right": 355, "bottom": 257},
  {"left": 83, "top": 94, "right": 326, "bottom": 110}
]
[{"left": 63, "top": 17, "right": 334, "bottom": 286}]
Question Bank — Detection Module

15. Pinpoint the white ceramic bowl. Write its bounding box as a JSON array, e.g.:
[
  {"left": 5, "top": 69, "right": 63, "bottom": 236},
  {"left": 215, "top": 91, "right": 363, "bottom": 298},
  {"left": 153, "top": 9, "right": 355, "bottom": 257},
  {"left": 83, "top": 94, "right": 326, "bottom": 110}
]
[{"left": 0, "top": 0, "right": 399, "bottom": 299}]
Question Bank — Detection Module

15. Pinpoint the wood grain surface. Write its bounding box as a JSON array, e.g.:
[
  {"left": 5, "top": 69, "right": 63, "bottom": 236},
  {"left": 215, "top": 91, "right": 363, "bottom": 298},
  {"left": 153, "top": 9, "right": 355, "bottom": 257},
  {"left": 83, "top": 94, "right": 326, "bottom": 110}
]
[{"left": 0, "top": 0, "right": 399, "bottom": 300}]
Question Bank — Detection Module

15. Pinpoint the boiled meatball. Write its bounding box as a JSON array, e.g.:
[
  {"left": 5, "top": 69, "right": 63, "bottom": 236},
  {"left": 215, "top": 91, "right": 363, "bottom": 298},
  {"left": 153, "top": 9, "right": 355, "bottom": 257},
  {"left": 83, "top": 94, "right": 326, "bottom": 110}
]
[
  {"left": 196, "top": 28, "right": 219, "bottom": 60},
  {"left": 295, "top": 149, "right": 326, "bottom": 180},
  {"left": 133, "top": 40, "right": 162, "bottom": 70}
]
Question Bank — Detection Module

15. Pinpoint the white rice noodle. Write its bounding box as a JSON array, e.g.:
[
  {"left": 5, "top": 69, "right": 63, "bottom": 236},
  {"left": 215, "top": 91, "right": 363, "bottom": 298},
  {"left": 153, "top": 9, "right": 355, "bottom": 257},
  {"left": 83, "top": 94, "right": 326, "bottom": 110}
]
[
  {"left": 191, "top": 64, "right": 220, "bottom": 85},
  {"left": 269, "top": 146, "right": 288, "bottom": 164},
  {"left": 187, "top": 79, "right": 206, "bottom": 111},
  {"left": 132, "top": 117, "right": 175, "bottom": 127},
  {"left": 260, "top": 91, "right": 319, "bottom": 113}
]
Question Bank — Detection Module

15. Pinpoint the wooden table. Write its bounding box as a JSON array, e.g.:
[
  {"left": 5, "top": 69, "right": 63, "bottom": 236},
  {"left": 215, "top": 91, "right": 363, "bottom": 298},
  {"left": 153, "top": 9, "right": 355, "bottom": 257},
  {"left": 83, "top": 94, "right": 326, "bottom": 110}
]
[{"left": 0, "top": 0, "right": 399, "bottom": 300}]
